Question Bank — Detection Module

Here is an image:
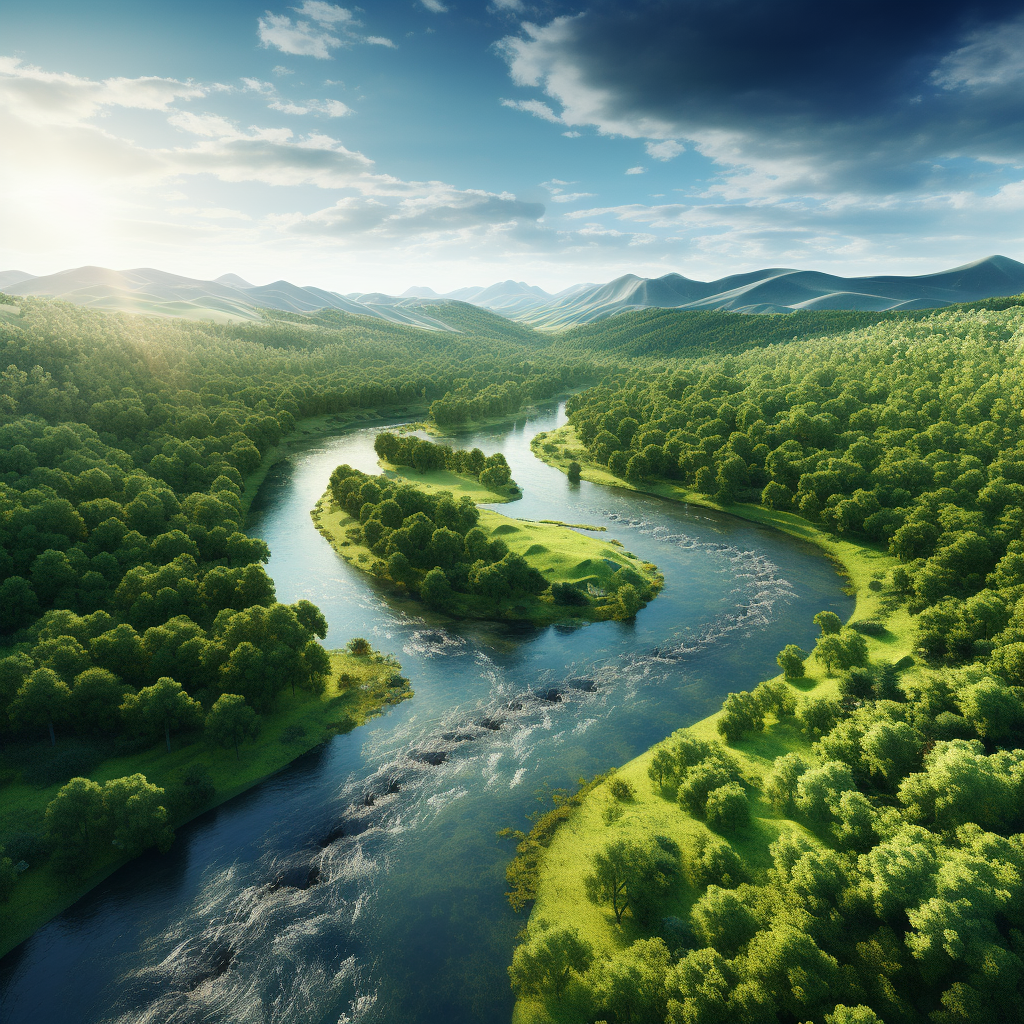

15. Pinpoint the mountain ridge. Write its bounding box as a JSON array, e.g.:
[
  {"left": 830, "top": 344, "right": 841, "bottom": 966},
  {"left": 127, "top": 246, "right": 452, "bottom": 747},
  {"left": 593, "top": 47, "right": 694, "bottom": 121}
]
[{"left": 3, "top": 256, "right": 1021, "bottom": 331}]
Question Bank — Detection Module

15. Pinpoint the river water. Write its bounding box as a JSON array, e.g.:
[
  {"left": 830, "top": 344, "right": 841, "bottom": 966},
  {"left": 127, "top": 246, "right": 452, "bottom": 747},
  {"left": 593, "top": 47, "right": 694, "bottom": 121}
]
[{"left": 0, "top": 402, "right": 851, "bottom": 1024}]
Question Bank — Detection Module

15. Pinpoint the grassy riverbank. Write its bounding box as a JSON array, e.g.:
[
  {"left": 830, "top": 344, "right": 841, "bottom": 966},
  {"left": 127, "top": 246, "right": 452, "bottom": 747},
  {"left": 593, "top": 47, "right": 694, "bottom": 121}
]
[
  {"left": 311, "top": 463, "right": 662, "bottom": 626},
  {"left": 0, "top": 649, "right": 411, "bottom": 959},
  {"left": 511, "top": 431, "right": 917, "bottom": 1024}
]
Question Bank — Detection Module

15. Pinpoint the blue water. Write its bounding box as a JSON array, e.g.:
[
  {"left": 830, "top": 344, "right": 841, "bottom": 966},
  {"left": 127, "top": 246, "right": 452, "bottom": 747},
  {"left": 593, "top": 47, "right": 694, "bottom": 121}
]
[{"left": 0, "top": 402, "right": 851, "bottom": 1024}]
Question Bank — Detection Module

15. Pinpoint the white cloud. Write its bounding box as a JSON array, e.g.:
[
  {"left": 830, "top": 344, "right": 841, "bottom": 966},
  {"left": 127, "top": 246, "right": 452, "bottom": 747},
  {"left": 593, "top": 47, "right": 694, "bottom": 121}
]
[
  {"left": 0, "top": 57, "right": 206, "bottom": 126},
  {"left": 242, "top": 78, "right": 276, "bottom": 95},
  {"left": 625, "top": 166, "right": 645, "bottom": 175},
  {"left": 562, "top": 130, "right": 580, "bottom": 138},
  {"left": 269, "top": 100, "right": 311, "bottom": 115},
  {"left": 500, "top": 97, "right": 562, "bottom": 123},
  {"left": 550, "top": 192, "right": 595, "bottom": 203},
  {"left": 932, "top": 15, "right": 1024, "bottom": 90},
  {"left": 294, "top": 2, "right": 355, "bottom": 24},
  {"left": 268, "top": 97, "right": 352, "bottom": 116},
  {"left": 365, "top": 36, "right": 397, "bottom": 48},
  {"left": 420, "top": 0, "right": 448, "bottom": 12},
  {"left": 272, "top": 66, "right": 294, "bottom": 76},
  {"left": 645, "top": 140, "right": 683, "bottom": 161},
  {"left": 168, "top": 111, "right": 245, "bottom": 138},
  {"left": 258, "top": 13, "right": 342, "bottom": 59}
]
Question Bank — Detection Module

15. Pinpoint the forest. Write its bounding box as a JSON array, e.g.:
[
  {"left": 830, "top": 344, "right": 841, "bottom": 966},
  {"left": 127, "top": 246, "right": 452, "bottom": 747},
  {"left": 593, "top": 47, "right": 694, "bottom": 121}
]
[
  {"left": 512, "top": 300, "right": 1024, "bottom": 1024},
  {"left": 4, "top": 290, "right": 1024, "bottom": 1024}
]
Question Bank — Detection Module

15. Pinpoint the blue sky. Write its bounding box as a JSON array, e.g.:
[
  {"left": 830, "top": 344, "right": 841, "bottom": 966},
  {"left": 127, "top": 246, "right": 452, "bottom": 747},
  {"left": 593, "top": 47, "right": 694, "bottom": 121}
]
[{"left": 1, "top": 0, "right": 1022, "bottom": 292}]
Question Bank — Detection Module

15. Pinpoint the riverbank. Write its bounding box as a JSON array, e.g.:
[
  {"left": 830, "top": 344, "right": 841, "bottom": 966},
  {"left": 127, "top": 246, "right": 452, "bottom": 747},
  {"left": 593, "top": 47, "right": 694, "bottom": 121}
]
[
  {"left": 512, "top": 427, "right": 917, "bottom": 1024},
  {"left": 0, "top": 649, "right": 411, "bottom": 959},
  {"left": 310, "top": 462, "right": 663, "bottom": 626}
]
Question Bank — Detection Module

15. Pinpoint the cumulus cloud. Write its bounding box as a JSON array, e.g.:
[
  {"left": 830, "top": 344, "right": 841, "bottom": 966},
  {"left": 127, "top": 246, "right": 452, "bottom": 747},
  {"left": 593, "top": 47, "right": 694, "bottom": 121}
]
[
  {"left": 625, "top": 166, "right": 645, "bottom": 175},
  {"left": 420, "top": 0, "right": 448, "bottom": 12},
  {"left": 496, "top": 1, "right": 1024, "bottom": 196}
]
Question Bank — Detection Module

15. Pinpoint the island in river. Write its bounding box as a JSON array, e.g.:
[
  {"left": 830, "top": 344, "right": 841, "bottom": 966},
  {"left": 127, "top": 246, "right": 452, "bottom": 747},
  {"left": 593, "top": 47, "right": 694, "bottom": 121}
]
[{"left": 311, "top": 456, "right": 663, "bottom": 626}]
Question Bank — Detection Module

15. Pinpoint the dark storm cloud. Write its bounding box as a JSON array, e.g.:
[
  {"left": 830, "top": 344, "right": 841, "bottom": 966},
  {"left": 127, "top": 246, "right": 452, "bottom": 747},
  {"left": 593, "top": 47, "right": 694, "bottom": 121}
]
[{"left": 499, "top": 0, "right": 1024, "bottom": 193}]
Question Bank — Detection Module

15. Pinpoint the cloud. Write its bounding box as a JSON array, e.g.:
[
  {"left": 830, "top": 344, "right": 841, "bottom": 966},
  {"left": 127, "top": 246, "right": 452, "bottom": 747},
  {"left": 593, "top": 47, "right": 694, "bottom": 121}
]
[
  {"left": 496, "top": 2, "right": 1024, "bottom": 196},
  {"left": 0, "top": 57, "right": 205, "bottom": 126},
  {"left": 562, "top": 130, "right": 580, "bottom": 137},
  {"left": 258, "top": 14, "right": 342, "bottom": 59},
  {"left": 268, "top": 97, "right": 353, "bottom": 116},
  {"left": 365, "top": 36, "right": 397, "bottom": 48},
  {"left": 645, "top": 139, "right": 682, "bottom": 161},
  {"left": 625, "top": 166, "right": 645, "bottom": 175},
  {"left": 500, "top": 97, "right": 562, "bottom": 123},
  {"left": 293, "top": 1, "right": 355, "bottom": 25},
  {"left": 549, "top": 192, "right": 595, "bottom": 203},
  {"left": 420, "top": 0, "right": 449, "bottom": 12}
]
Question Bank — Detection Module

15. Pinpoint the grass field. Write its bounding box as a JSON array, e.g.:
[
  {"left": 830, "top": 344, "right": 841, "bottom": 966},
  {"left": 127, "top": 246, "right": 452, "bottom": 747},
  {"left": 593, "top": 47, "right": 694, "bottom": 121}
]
[
  {"left": 310, "top": 464, "right": 663, "bottom": 626},
  {"left": 0, "top": 649, "right": 411, "bottom": 958},
  {"left": 511, "top": 427, "right": 919, "bottom": 1023}
]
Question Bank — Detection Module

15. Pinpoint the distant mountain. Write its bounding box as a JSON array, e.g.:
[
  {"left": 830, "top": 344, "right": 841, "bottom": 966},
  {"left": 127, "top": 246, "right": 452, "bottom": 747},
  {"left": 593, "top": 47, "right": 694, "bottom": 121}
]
[
  {"left": 472, "top": 256, "right": 1024, "bottom": 329},
  {"left": 3, "top": 266, "right": 460, "bottom": 330},
  {"left": 3, "top": 256, "right": 1021, "bottom": 332}
]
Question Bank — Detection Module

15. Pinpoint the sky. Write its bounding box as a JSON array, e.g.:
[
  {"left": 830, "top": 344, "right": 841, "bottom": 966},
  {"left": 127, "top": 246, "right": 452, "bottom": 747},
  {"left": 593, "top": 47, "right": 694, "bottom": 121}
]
[{"left": 1, "top": 0, "right": 1022, "bottom": 293}]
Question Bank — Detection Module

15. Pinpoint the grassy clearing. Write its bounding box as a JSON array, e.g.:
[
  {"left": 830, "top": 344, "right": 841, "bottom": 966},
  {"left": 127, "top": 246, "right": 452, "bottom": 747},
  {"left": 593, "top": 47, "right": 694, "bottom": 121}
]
[
  {"left": 0, "top": 650, "right": 410, "bottom": 958},
  {"left": 511, "top": 429, "right": 920, "bottom": 1023},
  {"left": 310, "top": 466, "right": 662, "bottom": 626}
]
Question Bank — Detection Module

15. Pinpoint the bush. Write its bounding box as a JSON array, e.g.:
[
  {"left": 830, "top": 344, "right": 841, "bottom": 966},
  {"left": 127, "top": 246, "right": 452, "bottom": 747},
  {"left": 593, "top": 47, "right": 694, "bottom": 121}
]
[
  {"left": 551, "top": 582, "right": 588, "bottom": 606},
  {"left": 347, "top": 638, "right": 372, "bottom": 656},
  {"left": 609, "top": 777, "right": 636, "bottom": 801},
  {"left": 686, "top": 835, "right": 745, "bottom": 889},
  {"left": 705, "top": 783, "right": 749, "bottom": 832},
  {"left": 851, "top": 619, "right": 887, "bottom": 636},
  {"left": 716, "top": 691, "right": 764, "bottom": 741}
]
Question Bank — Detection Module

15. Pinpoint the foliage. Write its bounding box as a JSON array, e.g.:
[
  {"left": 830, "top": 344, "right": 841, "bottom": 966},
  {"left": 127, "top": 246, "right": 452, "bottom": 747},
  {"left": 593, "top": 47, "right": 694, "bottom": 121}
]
[{"left": 205, "top": 693, "right": 260, "bottom": 758}]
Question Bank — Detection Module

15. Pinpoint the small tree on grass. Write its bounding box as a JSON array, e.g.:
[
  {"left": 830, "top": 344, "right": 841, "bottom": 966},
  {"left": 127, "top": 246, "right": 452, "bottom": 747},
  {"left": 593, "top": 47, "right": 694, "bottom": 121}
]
[
  {"left": 705, "top": 783, "right": 750, "bottom": 833},
  {"left": 509, "top": 923, "right": 594, "bottom": 999},
  {"left": 584, "top": 839, "right": 641, "bottom": 924},
  {"left": 120, "top": 677, "right": 203, "bottom": 753},
  {"left": 716, "top": 691, "right": 764, "bottom": 742},
  {"left": 45, "top": 776, "right": 105, "bottom": 873},
  {"left": 11, "top": 668, "right": 71, "bottom": 746},
  {"left": 814, "top": 610, "right": 843, "bottom": 635},
  {"left": 347, "top": 637, "right": 372, "bottom": 656},
  {"left": 420, "top": 567, "right": 455, "bottom": 612},
  {"left": 776, "top": 644, "right": 807, "bottom": 681},
  {"left": 205, "top": 693, "right": 260, "bottom": 759},
  {"left": 648, "top": 747, "right": 675, "bottom": 789},
  {"left": 754, "top": 678, "right": 797, "bottom": 719},
  {"left": 102, "top": 774, "right": 174, "bottom": 854},
  {"left": 567, "top": 461, "right": 582, "bottom": 483}
]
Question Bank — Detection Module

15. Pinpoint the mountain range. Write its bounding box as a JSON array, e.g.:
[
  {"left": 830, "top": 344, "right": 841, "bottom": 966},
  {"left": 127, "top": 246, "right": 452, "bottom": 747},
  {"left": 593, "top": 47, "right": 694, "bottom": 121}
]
[{"left": 2, "top": 256, "right": 1022, "bottom": 332}]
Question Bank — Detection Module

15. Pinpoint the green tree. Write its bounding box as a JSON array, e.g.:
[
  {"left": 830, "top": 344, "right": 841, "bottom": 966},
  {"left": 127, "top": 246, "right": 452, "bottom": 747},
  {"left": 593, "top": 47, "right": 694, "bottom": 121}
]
[
  {"left": 420, "top": 567, "right": 455, "bottom": 612},
  {"left": 648, "top": 747, "right": 676, "bottom": 789},
  {"left": 45, "top": 776, "right": 105, "bottom": 873},
  {"left": 591, "top": 937, "right": 672, "bottom": 1024},
  {"left": 814, "top": 610, "right": 843, "bottom": 635},
  {"left": 679, "top": 759, "right": 734, "bottom": 816},
  {"left": 691, "top": 885, "right": 759, "bottom": 955},
  {"left": 120, "top": 677, "right": 203, "bottom": 752},
  {"left": 584, "top": 839, "right": 643, "bottom": 924},
  {"left": 614, "top": 583, "right": 643, "bottom": 620},
  {"left": 70, "top": 668, "right": 134, "bottom": 735},
  {"left": 508, "top": 923, "right": 594, "bottom": 999},
  {"left": 763, "top": 752, "right": 809, "bottom": 813},
  {"left": 716, "top": 690, "right": 764, "bottom": 741},
  {"left": 205, "top": 693, "right": 260, "bottom": 759},
  {"left": 102, "top": 774, "right": 174, "bottom": 854},
  {"left": 754, "top": 678, "right": 797, "bottom": 717},
  {"left": 567, "top": 461, "right": 582, "bottom": 483},
  {"left": 11, "top": 668, "right": 71, "bottom": 746},
  {"left": 706, "top": 783, "right": 749, "bottom": 832},
  {"left": 862, "top": 720, "right": 921, "bottom": 788},
  {"left": 825, "top": 1007, "right": 884, "bottom": 1024},
  {"left": 776, "top": 644, "right": 807, "bottom": 681},
  {"left": 957, "top": 679, "right": 1024, "bottom": 742},
  {"left": 798, "top": 695, "right": 843, "bottom": 738}
]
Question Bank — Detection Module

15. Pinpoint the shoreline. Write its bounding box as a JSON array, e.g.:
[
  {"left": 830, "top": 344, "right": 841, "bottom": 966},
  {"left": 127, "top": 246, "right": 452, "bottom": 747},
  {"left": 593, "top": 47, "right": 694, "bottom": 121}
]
[{"left": 511, "top": 428, "right": 914, "bottom": 1024}]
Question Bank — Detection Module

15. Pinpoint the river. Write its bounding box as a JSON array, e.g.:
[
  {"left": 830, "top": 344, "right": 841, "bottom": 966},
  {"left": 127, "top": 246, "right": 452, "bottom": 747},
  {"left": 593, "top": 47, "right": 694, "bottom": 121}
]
[{"left": 0, "top": 401, "right": 852, "bottom": 1024}]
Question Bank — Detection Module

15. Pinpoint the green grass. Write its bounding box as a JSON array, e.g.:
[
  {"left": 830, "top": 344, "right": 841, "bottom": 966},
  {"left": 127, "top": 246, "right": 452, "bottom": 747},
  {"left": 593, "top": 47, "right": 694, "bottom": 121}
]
[
  {"left": 311, "top": 465, "right": 663, "bottom": 626},
  {"left": 0, "top": 649, "right": 411, "bottom": 958},
  {"left": 512, "top": 429, "right": 920, "bottom": 1024}
]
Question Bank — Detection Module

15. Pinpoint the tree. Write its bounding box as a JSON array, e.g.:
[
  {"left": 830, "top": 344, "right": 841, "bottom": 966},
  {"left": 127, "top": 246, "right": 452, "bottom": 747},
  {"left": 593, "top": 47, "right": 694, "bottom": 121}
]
[
  {"left": 102, "top": 774, "right": 174, "bottom": 854},
  {"left": 795, "top": 760, "right": 856, "bottom": 822},
  {"left": 679, "top": 759, "right": 734, "bottom": 816},
  {"left": 814, "top": 610, "right": 843, "bottom": 635},
  {"left": 614, "top": 583, "right": 643, "bottom": 620},
  {"left": 826, "top": 1007, "right": 884, "bottom": 1024},
  {"left": 862, "top": 720, "right": 921, "bottom": 788},
  {"left": 584, "top": 839, "right": 644, "bottom": 924},
  {"left": 70, "top": 668, "right": 133, "bottom": 735},
  {"left": 420, "top": 567, "right": 455, "bottom": 612},
  {"left": 508, "top": 923, "right": 594, "bottom": 999},
  {"left": 691, "top": 885, "right": 759, "bottom": 955},
  {"left": 205, "top": 693, "right": 260, "bottom": 759},
  {"left": 776, "top": 644, "right": 807, "bottom": 681},
  {"left": 45, "top": 776, "right": 105, "bottom": 872},
  {"left": 10, "top": 668, "right": 71, "bottom": 745},
  {"left": 716, "top": 690, "right": 764, "bottom": 741},
  {"left": 957, "top": 679, "right": 1024, "bottom": 742},
  {"left": 706, "top": 783, "right": 749, "bottom": 832},
  {"left": 648, "top": 747, "right": 676, "bottom": 789},
  {"left": 591, "top": 937, "right": 672, "bottom": 1024},
  {"left": 120, "top": 677, "right": 204, "bottom": 752},
  {"left": 798, "top": 695, "right": 843, "bottom": 738},
  {"left": 764, "top": 752, "right": 809, "bottom": 813},
  {"left": 347, "top": 637, "right": 372, "bottom": 656},
  {"left": 567, "top": 461, "right": 581, "bottom": 483},
  {"left": 754, "top": 678, "right": 797, "bottom": 718}
]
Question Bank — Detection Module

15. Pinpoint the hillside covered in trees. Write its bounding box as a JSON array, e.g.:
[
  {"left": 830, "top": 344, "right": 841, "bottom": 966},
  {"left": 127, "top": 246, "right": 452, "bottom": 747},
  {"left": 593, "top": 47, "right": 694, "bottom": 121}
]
[{"left": 514, "top": 300, "right": 1024, "bottom": 1024}]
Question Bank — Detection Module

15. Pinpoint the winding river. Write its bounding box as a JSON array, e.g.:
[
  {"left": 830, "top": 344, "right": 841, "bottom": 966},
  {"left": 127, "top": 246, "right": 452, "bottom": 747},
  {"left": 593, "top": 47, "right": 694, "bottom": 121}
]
[{"left": 0, "top": 402, "right": 852, "bottom": 1024}]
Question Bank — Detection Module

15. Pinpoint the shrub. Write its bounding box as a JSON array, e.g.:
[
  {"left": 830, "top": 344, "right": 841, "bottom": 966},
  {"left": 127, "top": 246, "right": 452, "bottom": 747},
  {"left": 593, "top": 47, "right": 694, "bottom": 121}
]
[{"left": 609, "top": 777, "right": 636, "bottom": 802}]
